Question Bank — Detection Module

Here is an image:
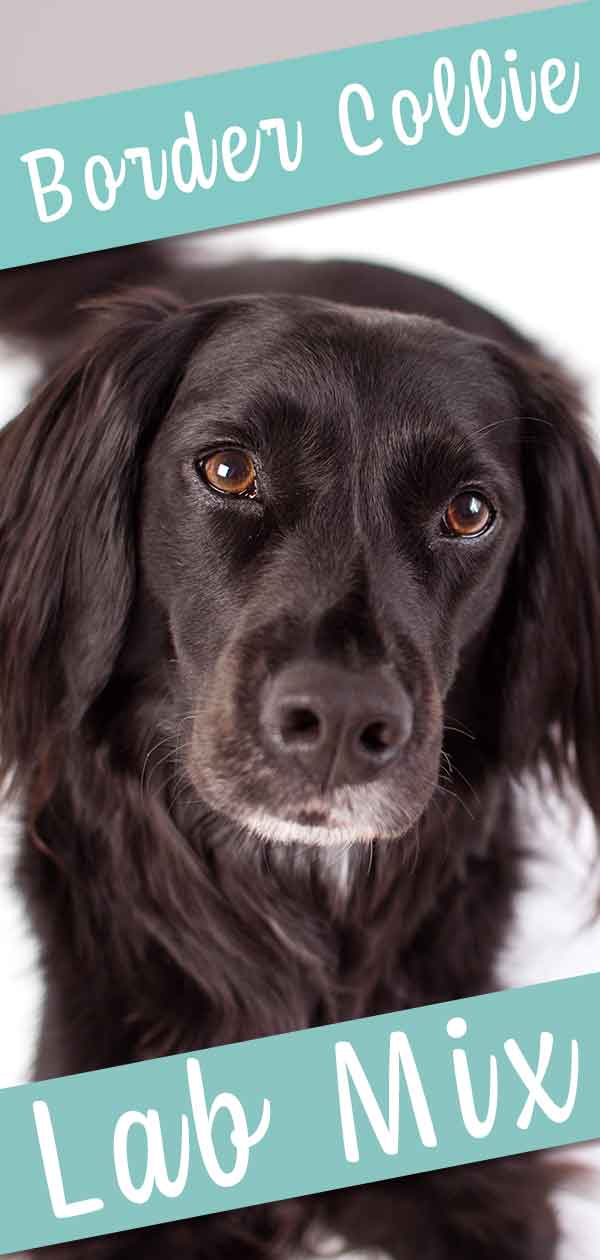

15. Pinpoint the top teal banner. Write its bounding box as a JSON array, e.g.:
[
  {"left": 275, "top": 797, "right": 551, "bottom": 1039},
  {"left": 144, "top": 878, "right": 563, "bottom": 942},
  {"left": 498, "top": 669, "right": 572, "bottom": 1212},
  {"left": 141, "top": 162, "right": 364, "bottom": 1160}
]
[{"left": 0, "top": 2, "right": 598, "bottom": 269}]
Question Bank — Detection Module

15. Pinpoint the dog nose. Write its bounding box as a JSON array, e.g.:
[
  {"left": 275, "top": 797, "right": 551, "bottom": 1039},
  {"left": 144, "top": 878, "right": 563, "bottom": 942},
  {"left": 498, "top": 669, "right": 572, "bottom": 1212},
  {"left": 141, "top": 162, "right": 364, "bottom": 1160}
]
[{"left": 260, "top": 662, "right": 413, "bottom": 789}]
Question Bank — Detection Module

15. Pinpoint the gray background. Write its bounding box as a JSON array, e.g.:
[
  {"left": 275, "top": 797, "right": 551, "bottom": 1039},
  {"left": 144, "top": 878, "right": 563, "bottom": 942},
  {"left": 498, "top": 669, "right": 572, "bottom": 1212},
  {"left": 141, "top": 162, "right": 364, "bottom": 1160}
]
[{"left": 0, "top": 0, "right": 585, "bottom": 114}]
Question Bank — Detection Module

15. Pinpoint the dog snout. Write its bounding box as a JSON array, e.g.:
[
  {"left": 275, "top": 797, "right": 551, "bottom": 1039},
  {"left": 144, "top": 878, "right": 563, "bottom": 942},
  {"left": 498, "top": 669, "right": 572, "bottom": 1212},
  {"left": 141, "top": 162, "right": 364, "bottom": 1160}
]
[{"left": 260, "top": 661, "right": 413, "bottom": 789}]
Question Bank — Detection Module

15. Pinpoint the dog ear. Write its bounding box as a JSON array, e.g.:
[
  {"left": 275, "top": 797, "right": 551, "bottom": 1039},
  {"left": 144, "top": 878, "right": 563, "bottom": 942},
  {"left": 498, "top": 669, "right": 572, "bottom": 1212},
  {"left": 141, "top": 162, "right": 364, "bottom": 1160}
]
[
  {"left": 0, "top": 290, "right": 223, "bottom": 784},
  {"left": 484, "top": 344, "right": 600, "bottom": 819}
]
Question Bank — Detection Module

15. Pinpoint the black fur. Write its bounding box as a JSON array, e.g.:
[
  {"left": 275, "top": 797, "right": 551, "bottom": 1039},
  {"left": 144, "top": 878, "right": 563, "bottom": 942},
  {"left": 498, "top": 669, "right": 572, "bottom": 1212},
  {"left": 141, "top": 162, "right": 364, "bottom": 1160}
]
[{"left": 1, "top": 244, "right": 599, "bottom": 1258}]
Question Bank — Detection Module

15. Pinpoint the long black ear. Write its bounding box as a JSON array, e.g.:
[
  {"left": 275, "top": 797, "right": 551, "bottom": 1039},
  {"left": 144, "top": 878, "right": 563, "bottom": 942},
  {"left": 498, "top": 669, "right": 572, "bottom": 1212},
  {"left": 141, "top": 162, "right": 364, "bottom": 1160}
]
[
  {"left": 0, "top": 291, "right": 221, "bottom": 786},
  {"left": 485, "top": 344, "right": 600, "bottom": 819}
]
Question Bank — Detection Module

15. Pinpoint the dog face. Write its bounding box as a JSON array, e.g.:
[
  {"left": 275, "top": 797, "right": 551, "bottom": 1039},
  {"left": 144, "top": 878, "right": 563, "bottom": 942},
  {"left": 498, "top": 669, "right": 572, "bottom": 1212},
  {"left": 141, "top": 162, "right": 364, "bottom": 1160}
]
[
  {"left": 1, "top": 287, "right": 599, "bottom": 850},
  {"left": 139, "top": 298, "right": 525, "bottom": 844}
]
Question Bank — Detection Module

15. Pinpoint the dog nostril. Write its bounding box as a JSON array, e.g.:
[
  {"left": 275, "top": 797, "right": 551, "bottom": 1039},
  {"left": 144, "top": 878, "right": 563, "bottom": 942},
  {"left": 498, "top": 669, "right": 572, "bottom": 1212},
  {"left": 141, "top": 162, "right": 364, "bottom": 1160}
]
[
  {"left": 279, "top": 705, "right": 322, "bottom": 747},
  {"left": 358, "top": 719, "right": 399, "bottom": 761}
]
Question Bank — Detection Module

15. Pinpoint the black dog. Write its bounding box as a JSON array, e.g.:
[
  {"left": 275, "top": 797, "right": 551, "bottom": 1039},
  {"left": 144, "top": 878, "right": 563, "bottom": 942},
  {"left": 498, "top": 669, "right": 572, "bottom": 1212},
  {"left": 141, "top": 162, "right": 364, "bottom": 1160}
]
[{"left": 1, "top": 243, "right": 599, "bottom": 1259}]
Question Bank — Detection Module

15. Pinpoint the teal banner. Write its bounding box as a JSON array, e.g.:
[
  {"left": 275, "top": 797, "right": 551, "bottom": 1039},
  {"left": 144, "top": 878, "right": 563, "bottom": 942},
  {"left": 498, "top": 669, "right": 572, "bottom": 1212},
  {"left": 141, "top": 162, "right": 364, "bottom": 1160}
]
[
  {"left": 0, "top": 974, "right": 598, "bottom": 1254},
  {"left": 0, "top": 2, "right": 598, "bottom": 269}
]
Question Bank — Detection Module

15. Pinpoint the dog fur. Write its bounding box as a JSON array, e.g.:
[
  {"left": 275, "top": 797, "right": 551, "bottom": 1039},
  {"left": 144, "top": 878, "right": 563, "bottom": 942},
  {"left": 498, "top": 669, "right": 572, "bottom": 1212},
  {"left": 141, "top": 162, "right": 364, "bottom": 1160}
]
[{"left": 1, "top": 243, "right": 599, "bottom": 1258}]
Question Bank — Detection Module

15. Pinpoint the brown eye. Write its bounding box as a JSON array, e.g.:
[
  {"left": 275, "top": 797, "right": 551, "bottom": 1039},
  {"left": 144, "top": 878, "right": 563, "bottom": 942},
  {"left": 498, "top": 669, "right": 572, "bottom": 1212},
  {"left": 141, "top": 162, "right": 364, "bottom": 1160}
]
[
  {"left": 443, "top": 491, "right": 494, "bottom": 538},
  {"left": 200, "top": 449, "right": 257, "bottom": 498}
]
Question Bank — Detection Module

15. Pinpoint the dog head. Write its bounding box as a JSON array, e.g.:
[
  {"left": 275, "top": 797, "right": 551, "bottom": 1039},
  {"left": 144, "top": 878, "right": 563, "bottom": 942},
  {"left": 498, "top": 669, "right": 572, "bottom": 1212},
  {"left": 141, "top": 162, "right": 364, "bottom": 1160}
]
[{"left": 1, "top": 288, "right": 599, "bottom": 849}]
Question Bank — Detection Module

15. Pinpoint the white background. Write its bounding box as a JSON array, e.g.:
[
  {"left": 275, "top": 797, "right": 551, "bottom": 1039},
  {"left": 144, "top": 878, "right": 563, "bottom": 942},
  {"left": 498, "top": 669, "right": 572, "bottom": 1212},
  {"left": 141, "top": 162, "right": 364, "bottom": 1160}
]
[{"left": 1, "top": 157, "right": 599, "bottom": 1257}]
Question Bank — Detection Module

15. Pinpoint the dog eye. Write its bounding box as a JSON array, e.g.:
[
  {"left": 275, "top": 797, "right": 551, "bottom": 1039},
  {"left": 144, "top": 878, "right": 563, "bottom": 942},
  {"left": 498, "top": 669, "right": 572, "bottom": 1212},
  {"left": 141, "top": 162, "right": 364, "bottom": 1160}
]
[
  {"left": 199, "top": 449, "right": 257, "bottom": 498},
  {"left": 442, "top": 491, "right": 495, "bottom": 538}
]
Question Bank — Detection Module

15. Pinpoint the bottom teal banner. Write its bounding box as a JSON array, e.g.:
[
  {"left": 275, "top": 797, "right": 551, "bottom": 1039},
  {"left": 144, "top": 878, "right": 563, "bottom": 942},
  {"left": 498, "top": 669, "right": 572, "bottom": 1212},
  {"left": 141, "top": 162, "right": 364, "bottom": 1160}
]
[{"left": 0, "top": 973, "right": 597, "bottom": 1253}]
